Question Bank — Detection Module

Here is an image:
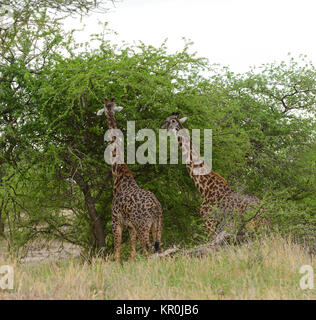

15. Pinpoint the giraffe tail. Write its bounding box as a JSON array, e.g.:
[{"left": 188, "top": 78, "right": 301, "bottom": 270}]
[
  {"left": 154, "top": 241, "right": 160, "bottom": 253},
  {"left": 153, "top": 211, "right": 162, "bottom": 253}
]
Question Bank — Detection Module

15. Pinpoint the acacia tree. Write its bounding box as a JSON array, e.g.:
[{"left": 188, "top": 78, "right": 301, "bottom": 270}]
[
  {"left": 3, "top": 34, "right": 316, "bottom": 254},
  {"left": 1, "top": 2, "right": 315, "bottom": 254},
  {"left": 0, "top": 0, "right": 114, "bottom": 244},
  {"left": 7, "top": 38, "right": 209, "bottom": 253}
]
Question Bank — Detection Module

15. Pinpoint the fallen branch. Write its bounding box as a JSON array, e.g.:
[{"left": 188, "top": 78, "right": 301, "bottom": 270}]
[
  {"left": 154, "top": 231, "right": 232, "bottom": 259},
  {"left": 154, "top": 246, "right": 180, "bottom": 258}
]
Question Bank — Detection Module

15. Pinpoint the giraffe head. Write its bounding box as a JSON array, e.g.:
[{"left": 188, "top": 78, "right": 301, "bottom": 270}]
[
  {"left": 96, "top": 97, "right": 123, "bottom": 116},
  {"left": 161, "top": 112, "right": 187, "bottom": 132}
]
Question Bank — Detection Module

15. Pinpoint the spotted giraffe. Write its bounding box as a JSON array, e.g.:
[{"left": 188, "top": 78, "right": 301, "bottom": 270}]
[
  {"left": 161, "top": 113, "right": 265, "bottom": 237},
  {"left": 97, "top": 98, "right": 162, "bottom": 261}
]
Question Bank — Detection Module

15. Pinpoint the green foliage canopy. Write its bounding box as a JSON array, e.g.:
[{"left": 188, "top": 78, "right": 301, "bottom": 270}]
[{"left": 0, "top": 7, "right": 315, "bottom": 255}]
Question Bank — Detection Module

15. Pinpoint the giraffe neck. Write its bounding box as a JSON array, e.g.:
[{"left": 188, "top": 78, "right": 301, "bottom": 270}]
[
  {"left": 105, "top": 109, "right": 134, "bottom": 189},
  {"left": 176, "top": 127, "right": 231, "bottom": 202}
]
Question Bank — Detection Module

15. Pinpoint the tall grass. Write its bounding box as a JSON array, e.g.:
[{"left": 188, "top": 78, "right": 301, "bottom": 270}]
[{"left": 0, "top": 235, "right": 315, "bottom": 300}]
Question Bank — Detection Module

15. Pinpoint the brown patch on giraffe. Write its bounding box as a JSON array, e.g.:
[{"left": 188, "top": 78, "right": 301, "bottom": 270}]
[{"left": 210, "top": 171, "right": 227, "bottom": 184}]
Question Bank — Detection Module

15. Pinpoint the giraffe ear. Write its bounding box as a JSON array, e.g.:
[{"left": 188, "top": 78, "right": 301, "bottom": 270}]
[
  {"left": 114, "top": 106, "right": 123, "bottom": 112},
  {"left": 96, "top": 108, "right": 105, "bottom": 116},
  {"left": 179, "top": 117, "right": 187, "bottom": 123}
]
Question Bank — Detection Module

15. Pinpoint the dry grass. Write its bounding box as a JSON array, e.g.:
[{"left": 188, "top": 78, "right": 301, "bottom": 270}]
[{"left": 0, "top": 235, "right": 315, "bottom": 300}]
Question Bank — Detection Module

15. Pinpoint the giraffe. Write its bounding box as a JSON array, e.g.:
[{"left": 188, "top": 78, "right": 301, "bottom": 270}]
[
  {"left": 161, "top": 113, "right": 265, "bottom": 239},
  {"left": 97, "top": 98, "right": 163, "bottom": 261}
]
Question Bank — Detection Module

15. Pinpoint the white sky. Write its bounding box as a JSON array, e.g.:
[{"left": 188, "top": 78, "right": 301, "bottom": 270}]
[{"left": 66, "top": 0, "right": 316, "bottom": 73}]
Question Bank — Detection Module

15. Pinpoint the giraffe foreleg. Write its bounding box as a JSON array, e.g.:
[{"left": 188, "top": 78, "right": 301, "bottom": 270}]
[{"left": 200, "top": 201, "right": 217, "bottom": 235}]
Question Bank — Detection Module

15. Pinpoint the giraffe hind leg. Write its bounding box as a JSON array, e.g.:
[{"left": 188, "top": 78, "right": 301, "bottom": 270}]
[
  {"left": 152, "top": 222, "right": 157, "bottom": 250},
  {"left": 151, "top": 207, "right": 162, "bottom": 253},
  {"left": 154, "top": 215, "right": 162, "bottom": 253},
  {"left": 128, "top": 227, "right": 137, "bottom": 260},
  {"left": 112, "top": 221, "right": 122, "bottom": 261},
  {"left": 152, "top": 222, "right": 161, "bottom": 253},
  {"left": 137, "top": 226, "right": 152, "bottom": 257}
]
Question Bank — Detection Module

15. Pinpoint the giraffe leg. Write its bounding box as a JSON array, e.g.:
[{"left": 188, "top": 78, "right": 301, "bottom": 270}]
[
  {"left": 113, "top": 221, "right": 122, "bottom": 261},
  {"left": 151, "top": 222, "right": 157, "bottom": 246},
  {"left": 128, "top": 227, "right": 137, "bottom": 260},
  {"left": 138, "top": 226, "right": 152, "bottom": 257},
  {"left": 154, "top": 215, "right": 162, "bottom": 253},
  {"left": 200, "top": 201, "right": 217, "bottom": 235},
  {"left": 205, "top": 218, "right": 216, "bottom": 234},
  {"left": 150, "top": 205, "right": 162, "bottom": 253},
  {"left": 151, "top": 220, "right": 161, "bottom": 253}
]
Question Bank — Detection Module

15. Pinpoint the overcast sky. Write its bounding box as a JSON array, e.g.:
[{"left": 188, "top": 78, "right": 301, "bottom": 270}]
[{"left": 66, "top": 0, "right": 316, "bottom": 73}]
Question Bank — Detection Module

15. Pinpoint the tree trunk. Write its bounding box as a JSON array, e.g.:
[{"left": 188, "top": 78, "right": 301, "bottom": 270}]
[
  {"left": 75, "top": 175, "right": 105, "bottom": 250},
  {"left": 0, "top": 219, "right": 4, "bottom": 237},
  {"left": 0, "top": 208, "right": 4, "bottom": 237}
]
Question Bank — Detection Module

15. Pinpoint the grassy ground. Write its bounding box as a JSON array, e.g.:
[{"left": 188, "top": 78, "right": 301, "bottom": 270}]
[{"left": 0, "top": 235, "right": 315, "bottom": 300}]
